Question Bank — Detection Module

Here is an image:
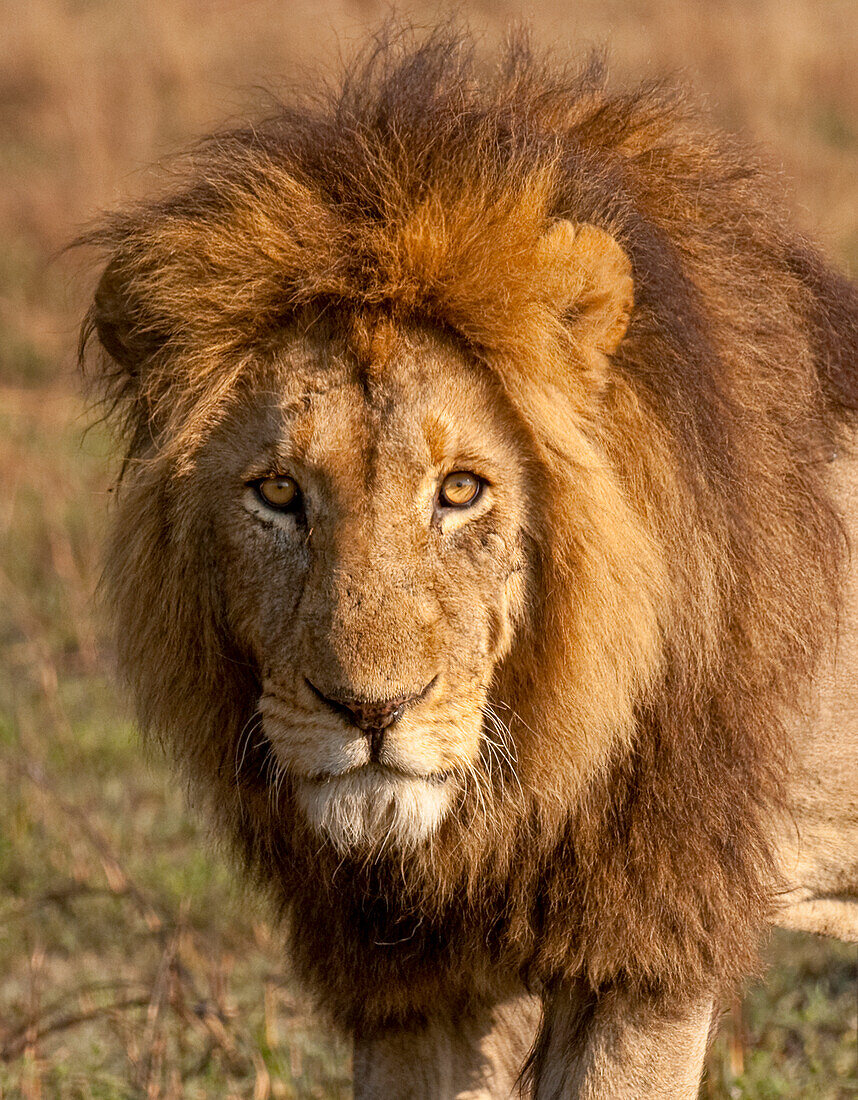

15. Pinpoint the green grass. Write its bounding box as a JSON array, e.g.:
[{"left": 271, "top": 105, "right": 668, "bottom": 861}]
[
  {"left": 703, "top": 934, "right": 857, "bottom": 1098},
  {"left": 0, "top": 383, "right": 854, "bottom": 1097}
]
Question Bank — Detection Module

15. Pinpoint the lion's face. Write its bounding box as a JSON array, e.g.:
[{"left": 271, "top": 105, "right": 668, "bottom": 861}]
[{"left": 199, "top": 323, "right": 531, "bottom": 851}]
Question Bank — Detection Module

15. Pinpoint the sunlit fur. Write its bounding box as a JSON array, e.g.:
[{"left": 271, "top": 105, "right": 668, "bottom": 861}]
[{"left": 80, "top": 29, "right": 858, "bottom": 1036}]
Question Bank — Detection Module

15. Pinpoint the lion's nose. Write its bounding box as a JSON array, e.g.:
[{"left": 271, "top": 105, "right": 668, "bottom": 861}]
[
  {"left": 306, "top": 680, "right": 434, "bottom": 735},
  {"left": 337, "top": 697, "right": 408, "bottom": 732}
]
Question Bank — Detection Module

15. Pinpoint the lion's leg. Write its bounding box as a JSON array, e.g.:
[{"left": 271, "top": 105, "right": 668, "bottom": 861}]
[
  {"left": 353, "top": 992, "right": 540, "bottom": 1100},
  {"left": 531, "top": 987, "right": 714, "bottom": 1100}
]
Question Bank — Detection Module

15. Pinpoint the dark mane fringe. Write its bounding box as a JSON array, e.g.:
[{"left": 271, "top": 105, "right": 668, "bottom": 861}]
[{"left": 79, "top": 26, "right": 858, "bottom": 1032}]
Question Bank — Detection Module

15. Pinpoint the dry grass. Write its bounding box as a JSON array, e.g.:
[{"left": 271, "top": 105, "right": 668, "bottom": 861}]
[{"left": 0, "top": 1, "right": 856, "bottom": 1096}]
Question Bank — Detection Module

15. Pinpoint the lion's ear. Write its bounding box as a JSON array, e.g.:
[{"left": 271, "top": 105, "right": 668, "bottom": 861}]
[
  {"left": 537, "top": 221, "right": 634, "bottom": 355},
  {"left": 89, "top": 258, "right": 163, "bottom": 372}
]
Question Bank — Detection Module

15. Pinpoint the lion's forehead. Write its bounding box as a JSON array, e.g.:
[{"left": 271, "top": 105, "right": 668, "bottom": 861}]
[{"left": 225, "top": 326, "right": 522, "bottom": 494}]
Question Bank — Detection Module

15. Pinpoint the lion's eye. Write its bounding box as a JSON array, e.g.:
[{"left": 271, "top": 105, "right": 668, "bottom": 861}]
[
  {"left": 253, "top": 475, "right": 301, "bottom": 511},
  {"left": 438, "top": 471, "right": 482, "bottom": 509}
]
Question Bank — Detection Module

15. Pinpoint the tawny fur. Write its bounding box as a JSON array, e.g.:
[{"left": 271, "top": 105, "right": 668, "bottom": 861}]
[{"left": 80, "top": 29, "right": 858, "bottom": 1038}]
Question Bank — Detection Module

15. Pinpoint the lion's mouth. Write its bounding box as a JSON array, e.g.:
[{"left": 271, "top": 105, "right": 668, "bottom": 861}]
[{"left": 303, "top": 762, "right": 452, "bottom": 787}]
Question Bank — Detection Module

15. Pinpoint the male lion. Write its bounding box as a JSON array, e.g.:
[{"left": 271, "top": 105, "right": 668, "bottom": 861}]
[{"left": 81, "top": 31, "right": 858, "bottom": 1098}]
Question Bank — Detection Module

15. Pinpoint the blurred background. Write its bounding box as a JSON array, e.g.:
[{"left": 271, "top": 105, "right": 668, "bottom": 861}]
[{"left": 0, "top": 1, "right": 856, "bottom": 1096}]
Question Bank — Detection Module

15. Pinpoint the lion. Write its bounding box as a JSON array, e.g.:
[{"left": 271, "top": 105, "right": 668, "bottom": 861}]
[{"left": 79, "top": 30, "right": 858, "bottom": 1098}]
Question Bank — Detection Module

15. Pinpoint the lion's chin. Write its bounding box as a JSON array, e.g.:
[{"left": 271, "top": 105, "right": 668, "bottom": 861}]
[{"left": 295, "top": 766, "right": 454, "bottom": 853}]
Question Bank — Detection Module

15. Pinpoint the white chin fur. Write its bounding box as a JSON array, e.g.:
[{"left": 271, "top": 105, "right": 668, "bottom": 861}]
[{"left": 296, "top": 768, "right": 452, "bottom": 853}]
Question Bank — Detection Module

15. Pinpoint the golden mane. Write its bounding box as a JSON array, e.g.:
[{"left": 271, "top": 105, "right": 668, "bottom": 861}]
[{"left": 81, "top": 29, "right": 858, "bottom": 1032}]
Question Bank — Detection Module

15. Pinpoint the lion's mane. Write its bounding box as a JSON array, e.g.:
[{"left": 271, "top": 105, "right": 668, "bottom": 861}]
[{"left": 81, "top": 31, "right": 858, "bottom": 1032}]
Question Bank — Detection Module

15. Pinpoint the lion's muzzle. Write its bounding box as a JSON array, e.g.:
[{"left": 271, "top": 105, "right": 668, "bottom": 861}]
[{"left": 305, "top": 676, "right": 438, "bottom": 759}]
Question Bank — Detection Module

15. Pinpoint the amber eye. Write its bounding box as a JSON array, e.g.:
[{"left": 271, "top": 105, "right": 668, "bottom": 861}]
[
  {"left": 438, "top": 471, "right": 482, "bottom": 509},
  {"left": 253, "top": 475, "right": 300, "bottom": 511}
]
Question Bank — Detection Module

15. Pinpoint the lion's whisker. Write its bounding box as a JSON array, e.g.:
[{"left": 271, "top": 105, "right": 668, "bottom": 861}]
[
  {"left": 482, "top": 703, "right": 524, "bottom": 800},
  {"left": 234, "top": 710, "right": 263, "bottom": 784}
]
